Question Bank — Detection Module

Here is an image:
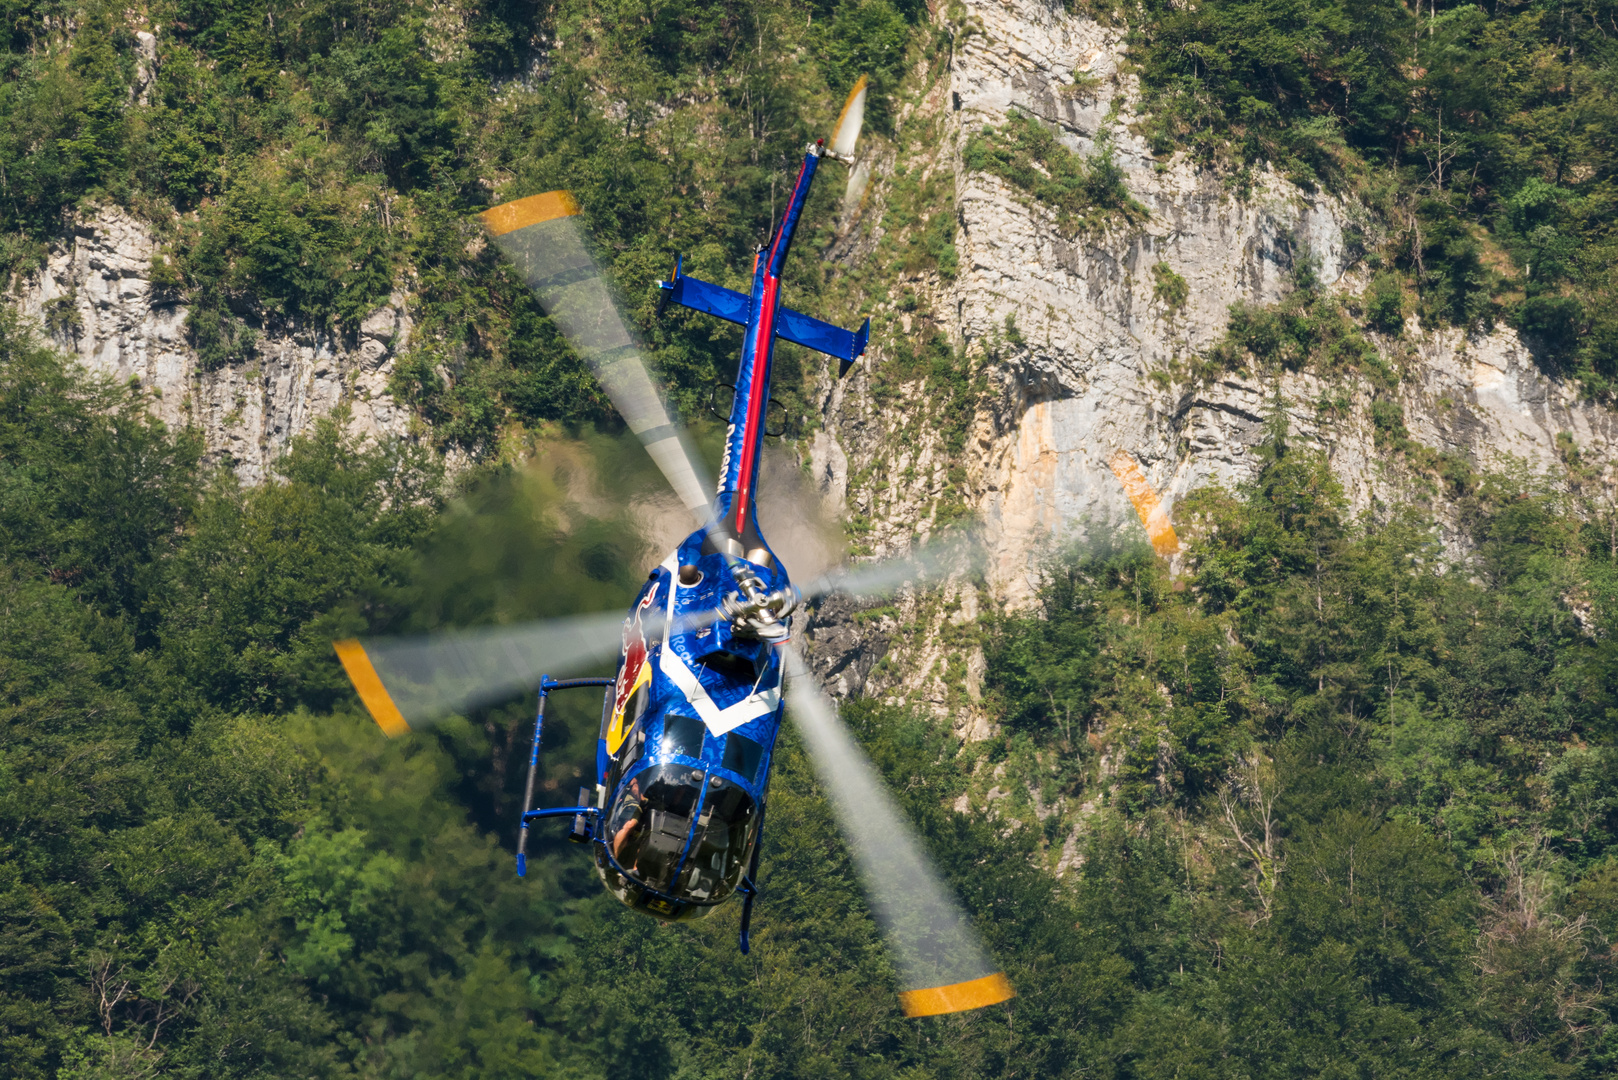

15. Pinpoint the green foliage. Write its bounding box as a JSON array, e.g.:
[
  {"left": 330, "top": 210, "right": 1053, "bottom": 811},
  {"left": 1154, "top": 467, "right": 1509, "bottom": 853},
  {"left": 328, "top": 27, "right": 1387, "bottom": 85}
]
[
  {"left": 987, "top": 552, "right": 1110, "bottom": 747},
  {"left": 5, "top": 2, "right": 1618, "bottom": 1076},
  {"left": 1203, "top": 291, "right": 1488, "bottom": 488},
  {"left": 977, "top": 423, "right": 1618, "bottom": 1073},
  {"left": 1128, "top": 0, "right": 1396, "bottom": 181},
  {"left": 1366, "top": 269, "right": 1406, "bottom": 335},
  {"left": 1, "top": 0, "right": 926, "bottom": 456},
  {"left": 964, "top": 112, "right": 1148, "bottom": 233},
  {"left": 1151, "top": 261, "right": 1188, "bottom": 312},
  {"left": 159, "top": 416, "right": 444, "bottom": 714},
  {"left": 0, "top": 309, "right": 200, "bottom": 640},
  {"left": 0, "top": 329, "right": 666, "bottom": 1076},
  {"left": 1276, "top": 809, "right": 1473, "bottom": 1006},
  {"left": 39, "top": 295, "right": 81, "bottom": 339},
  {"left": 922, "top": 204, "right": 959, "bottom": 280},
  {"left": 876, "top": 153, "right": 960, "bottom": 282},
  {"left": 9, "top": 275, "right": 1618, "bottom": 1075},
  {"left": 1127, "top": 0, "right": 1618, "bottom": 398},
  {"left": 1201, "top": 284, "right": 1397, "bottom": 390},
  {"left": 822, "top": 0, "right": 915, "bottom": 133}
]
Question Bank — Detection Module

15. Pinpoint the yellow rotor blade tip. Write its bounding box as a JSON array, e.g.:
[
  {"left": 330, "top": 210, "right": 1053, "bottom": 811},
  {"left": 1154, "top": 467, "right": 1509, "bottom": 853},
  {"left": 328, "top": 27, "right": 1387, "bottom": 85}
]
[
  {"left": 899, "top": 972, "right": 1015, "bottom": 1017},
  {"left": 830, "top": 76, "right": 869, "bottom": 157},
  {"left": 333, "top": 640, "right": 411, "bottom": 738},
  {"left": 480, "top": 190, "right": 581, "bottom": 236},
  {"left": 838, "top": 75, "right": 869, "bottom": 125}
]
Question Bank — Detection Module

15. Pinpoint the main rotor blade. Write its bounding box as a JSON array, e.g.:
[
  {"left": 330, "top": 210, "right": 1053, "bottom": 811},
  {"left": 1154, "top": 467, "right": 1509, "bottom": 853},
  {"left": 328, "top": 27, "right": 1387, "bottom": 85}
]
[
  {"left": 334, "top": 606, "right": 729, "bottom": 736},
  {"left": 334, "top": 612, "right": 630, "bottom": 735},
  {"left": 799, "top": 534, "right": 982, "bottom": 603},
  {"left": 781, "top": 645, "right": 1014, "bottom": 1017},
  {"left": 481, "top": 192, "right": 713, "bottom": 525}
]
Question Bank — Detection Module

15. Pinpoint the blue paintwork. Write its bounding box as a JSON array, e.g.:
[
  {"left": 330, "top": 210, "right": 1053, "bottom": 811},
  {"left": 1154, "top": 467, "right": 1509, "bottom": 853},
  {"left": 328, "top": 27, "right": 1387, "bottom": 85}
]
[
  {"left": 525, "top": 142, "right": 868, "bottom": 936},
  {"left": 592, "top": 532, "right": 790, "bottom": 796},
  {"left": 654, "top": 144, "right": 866, "bottom": 542},
  {"left": 660, "top": 273, "right": 752, "bottom": 326},
  {"left": 661, "top": 271, "right": 868, "bottom": 368},
  {"left": 572, "top": 505, "right": 796, "bottom": 923},
  {"left": 775, "top": 305, "right": 870, "bottom": 368},
  {"left": 522, "top": 806, "right": 602, "bottom": 823}
]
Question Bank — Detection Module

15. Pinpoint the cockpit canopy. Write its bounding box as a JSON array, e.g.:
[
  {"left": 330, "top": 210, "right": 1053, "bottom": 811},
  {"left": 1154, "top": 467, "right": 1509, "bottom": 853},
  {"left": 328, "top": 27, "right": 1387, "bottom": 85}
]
[{"left": 597, "top": 761, "right": 757, "bottom": 918}]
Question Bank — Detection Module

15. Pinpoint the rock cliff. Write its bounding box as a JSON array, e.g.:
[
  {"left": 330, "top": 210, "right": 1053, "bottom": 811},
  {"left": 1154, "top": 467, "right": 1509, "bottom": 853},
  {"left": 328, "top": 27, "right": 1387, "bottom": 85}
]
[
  {"left": 7, "top": 1, "right": 1614, "bottom": 722},
  {"left": 802, "top": 0, "right": 1618, "bottom": 714},
  {"left": 13, "top": 205, "right": 414, "bottom": 485}
]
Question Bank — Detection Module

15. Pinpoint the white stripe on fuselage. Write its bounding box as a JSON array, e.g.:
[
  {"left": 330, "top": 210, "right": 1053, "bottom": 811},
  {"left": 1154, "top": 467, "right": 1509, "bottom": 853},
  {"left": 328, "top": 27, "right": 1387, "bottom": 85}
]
[{"left": 658, "top": 550, "right": 780, "bottom": 736}]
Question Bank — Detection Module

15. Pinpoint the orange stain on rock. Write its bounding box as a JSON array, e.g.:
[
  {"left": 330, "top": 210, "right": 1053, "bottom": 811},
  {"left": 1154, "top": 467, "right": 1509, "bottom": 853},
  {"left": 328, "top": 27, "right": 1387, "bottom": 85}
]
[{"left": 1108, "top": 451, "right": 1180, "bottom": 557}]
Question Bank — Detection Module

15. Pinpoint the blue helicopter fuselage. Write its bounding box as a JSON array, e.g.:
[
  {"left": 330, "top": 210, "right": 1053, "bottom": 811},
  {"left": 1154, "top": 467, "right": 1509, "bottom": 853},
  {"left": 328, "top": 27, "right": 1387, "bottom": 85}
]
[{"left": 580, "top": 142, "right": 868, "bottom": 924}]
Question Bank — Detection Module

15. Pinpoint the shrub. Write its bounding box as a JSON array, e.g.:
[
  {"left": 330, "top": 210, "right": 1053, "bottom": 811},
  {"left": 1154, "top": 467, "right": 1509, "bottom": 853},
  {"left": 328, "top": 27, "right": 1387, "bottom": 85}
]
[
  {"left": 1152, "top": 261, "right": 1189, "bottom": 312},
  {"left": 1365, "top": 272, "right": 1405, "bottom": 335},
  {"left": 964, "top": 113, "right": 1148, "bottom": 233}
]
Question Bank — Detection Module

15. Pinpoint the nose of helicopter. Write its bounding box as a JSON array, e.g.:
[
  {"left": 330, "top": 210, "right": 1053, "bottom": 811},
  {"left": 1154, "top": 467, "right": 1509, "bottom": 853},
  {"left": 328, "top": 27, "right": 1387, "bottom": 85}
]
[{"left": 594, "top": 759, "right": 759, "bottom": 921}]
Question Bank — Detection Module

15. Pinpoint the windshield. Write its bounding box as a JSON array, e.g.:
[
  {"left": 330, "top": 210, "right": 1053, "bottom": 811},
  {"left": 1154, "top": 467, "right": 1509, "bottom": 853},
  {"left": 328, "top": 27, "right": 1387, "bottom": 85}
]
[
  {"left": 607, "top": 762, "right": 704, "bottom": 892},
  {"left": 602, "top": 762, "right": 757, "bottom": 908},
  {"left": 680, "top": 773, "right": 756, "bottom": 903}
]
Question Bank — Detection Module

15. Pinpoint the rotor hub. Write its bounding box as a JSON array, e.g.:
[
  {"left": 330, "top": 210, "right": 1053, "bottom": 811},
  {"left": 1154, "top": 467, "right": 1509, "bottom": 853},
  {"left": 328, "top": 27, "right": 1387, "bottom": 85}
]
[{"left": 721, "top": 566, "right": 799, "bottom": 641}]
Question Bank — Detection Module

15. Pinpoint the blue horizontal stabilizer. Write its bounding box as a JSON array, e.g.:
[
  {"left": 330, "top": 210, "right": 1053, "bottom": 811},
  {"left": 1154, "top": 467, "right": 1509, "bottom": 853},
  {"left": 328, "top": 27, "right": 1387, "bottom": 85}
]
[
  {"left": 659, "top": 273, "right": 750, "bottom": 325},
  {"left": 777, "top": 307, "right": 868, "bottom": 368},
  {"left": 657, "top": 261, "right": 869, "bottom": 374}
]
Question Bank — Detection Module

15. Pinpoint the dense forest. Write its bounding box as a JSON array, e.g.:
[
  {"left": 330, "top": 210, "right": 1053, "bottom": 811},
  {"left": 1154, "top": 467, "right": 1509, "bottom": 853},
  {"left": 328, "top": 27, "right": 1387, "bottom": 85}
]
[
  {"left": 4, "top": 0, "right": 1618, "bottom": 1077},
  {"left": 7, "top": 306, "right": 1618, "bottom": 1078}
]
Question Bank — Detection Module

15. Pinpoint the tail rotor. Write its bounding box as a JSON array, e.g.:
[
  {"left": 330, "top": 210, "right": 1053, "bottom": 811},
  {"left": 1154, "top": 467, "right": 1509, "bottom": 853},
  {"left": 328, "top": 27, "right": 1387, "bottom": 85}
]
[
  {"left": 827, "top": 76, "right": 870, "bottom": 209},
  {"left": 828, "top": 76, "right": 868, "bottom": 162}
]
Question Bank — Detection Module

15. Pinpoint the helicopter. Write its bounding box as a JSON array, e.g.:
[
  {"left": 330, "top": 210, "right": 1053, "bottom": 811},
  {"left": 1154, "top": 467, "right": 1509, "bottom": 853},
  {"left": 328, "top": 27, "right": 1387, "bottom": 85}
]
[{"left": 333, "top": 78, "right": 1014, "bottom": 1019}]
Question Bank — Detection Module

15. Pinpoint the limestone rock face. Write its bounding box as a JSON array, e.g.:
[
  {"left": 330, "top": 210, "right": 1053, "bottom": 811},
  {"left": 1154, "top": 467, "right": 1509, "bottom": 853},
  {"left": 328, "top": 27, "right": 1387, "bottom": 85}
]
[
  {"left": 7, "top": 6, "right": 1615, "bottom": 725},
  {"left": 14, "top": 205, "right": 415, "bottom": 484},
  {"left": 832, "top": 0, "right": 1614, "bottom": 578},
  {"left": 807, "top": 0, "right": 1617, "bottom": 709}
]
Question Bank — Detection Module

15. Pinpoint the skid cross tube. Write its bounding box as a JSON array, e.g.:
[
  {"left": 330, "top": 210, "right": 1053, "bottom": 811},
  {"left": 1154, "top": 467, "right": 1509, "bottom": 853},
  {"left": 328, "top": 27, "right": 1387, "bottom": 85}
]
[
  {"left": 523, "top": 806, "right": 603, "bottom": 823},
  {"left": 516, "top": 675, "right": 615, "bottom": 876}
]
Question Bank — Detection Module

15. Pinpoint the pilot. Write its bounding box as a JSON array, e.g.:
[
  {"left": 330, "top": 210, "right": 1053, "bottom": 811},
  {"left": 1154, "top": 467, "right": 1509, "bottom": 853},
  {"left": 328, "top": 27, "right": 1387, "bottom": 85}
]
[{"left": 611, "top": 775, "right": 645, "bottom": 862}]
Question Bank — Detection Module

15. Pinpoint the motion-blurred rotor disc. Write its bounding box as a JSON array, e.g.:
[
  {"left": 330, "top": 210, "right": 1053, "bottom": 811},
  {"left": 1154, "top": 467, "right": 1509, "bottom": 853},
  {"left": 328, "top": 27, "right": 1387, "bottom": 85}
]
[
  {"left": 798, "top": 533, "right": 980, "bottom": 603},
  {"left": 480, "top": 192, "right": 714, "bottom": 525},
  {"left": 782, "top": 644, "right": 1014, "bottom": 1016},
  {"left": 334, "top": 536, "right": 978, "bottom": 738},
  {"left": 342, "top": 184, "right": 1011, "bottom": 1017},
  {"left": 334, "top": 606, "right": 729, "bottom": 735},
  {"left": 334, "top": 611, "right": 630, "bottom": 734}
]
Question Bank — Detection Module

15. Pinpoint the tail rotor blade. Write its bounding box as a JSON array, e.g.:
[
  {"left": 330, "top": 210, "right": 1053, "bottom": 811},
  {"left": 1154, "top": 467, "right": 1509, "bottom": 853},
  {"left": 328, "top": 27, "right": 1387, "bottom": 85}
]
[
  {"left": 830, "top": 77, "right": 869, "bottom": 210},
  {"left": 781, "top": 645, "right": 1014, "bottom": 1016},
  {"left": 480, "top": 193, "right": 714, "bottom": 524},
  {"left": 829, "top": 76, "right": 868, "bottom": 160}
]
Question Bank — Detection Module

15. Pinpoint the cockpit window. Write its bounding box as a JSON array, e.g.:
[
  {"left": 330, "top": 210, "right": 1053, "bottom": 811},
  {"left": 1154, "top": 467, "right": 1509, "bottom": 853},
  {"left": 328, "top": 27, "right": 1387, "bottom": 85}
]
[
  {"left": 604, "top": 716, "right": 646, "bottom": 798},
  {"left": 720, "top": 732, "right": 764, "bottom": 783},
  {"left": 678, "top": 774, "right": 756, "bottom": 904},
  {"left": 607, "top": 763, "right": 705, "bottom": 892},
  {"left": 604, "top": 763, "right": 756, "bottom": 905},
  {"left": 659, "top": 712, "right": 706, "bottom": 760},
  {"left": 698, "top": 650, "right": 758, "bottom": 680}
]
